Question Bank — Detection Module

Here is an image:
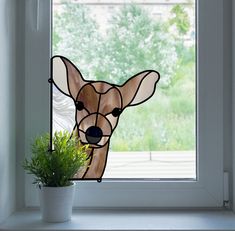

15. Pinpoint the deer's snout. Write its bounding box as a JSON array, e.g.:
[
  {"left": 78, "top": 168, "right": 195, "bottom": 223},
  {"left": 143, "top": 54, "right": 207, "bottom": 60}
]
[
  {"left": 77, "top": 113, "right": 113, "bottom": 147},
  {"left": 85, "top": 126, "right": 103, "bottom": 144}
]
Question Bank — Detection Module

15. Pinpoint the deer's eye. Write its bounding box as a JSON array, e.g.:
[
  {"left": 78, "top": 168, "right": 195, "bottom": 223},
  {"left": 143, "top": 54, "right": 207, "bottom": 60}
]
[
  {"left": 111, "top": 108, "right": 122, "bottom": 117},
  {"left": 75, "top": 101, "right": 84, "bottom": 111}
]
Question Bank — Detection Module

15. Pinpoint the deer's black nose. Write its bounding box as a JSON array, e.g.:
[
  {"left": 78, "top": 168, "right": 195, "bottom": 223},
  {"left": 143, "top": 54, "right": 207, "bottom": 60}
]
[{"left": 85, "top": 126, "right": 103, "bottom": 144}]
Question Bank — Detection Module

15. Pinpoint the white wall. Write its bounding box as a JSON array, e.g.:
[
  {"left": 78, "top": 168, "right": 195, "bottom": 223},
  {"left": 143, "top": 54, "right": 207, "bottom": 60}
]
[{"left": 0, "top": 0, "right": 16, "bottom": 223}]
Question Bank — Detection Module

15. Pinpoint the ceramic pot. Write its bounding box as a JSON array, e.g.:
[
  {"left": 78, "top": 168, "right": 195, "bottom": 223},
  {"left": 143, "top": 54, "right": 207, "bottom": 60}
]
[{"left": 39, "top": 182, "right": 75, "bottom": 223}]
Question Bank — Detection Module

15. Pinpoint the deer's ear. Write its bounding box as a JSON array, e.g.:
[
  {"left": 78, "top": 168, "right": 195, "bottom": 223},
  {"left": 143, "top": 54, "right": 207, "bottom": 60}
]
[
  {"left": 51, "top": 56, "right": 86, "bottom": 99},
  {"left": 118, "top": 70, "right": 160, "bottom": 108}
]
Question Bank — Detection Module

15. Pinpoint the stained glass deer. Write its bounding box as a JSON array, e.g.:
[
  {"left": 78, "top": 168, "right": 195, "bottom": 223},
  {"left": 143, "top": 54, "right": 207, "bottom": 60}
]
[{"left": 52, "top": 55, "right": 160, "bottom": 181}]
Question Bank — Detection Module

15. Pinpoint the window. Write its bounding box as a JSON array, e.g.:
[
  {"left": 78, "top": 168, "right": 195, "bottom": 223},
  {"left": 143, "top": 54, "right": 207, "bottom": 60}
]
[
  {"left": 52, "top": 0, "right": 196, "bottom": 180},
  {"left": 24, "top": 0, "right": 224, "bottom": 208}
]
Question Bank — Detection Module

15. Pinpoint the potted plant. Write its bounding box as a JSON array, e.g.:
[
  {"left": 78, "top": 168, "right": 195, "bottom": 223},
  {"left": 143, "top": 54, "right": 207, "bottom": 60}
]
[{"left": 23, "top": 131, "right": 88, "bottom": 223}]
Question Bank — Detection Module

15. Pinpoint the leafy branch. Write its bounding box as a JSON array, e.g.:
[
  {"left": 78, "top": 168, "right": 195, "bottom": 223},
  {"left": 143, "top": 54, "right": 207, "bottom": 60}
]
[{"left": 23, "top": 131, "right": 89, "bottom": 187}]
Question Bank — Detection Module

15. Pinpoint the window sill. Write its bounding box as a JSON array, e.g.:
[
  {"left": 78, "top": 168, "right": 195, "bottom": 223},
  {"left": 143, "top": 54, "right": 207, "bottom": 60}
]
[{"left": 1, "top": 209, "right": 235, "bottom": 231}]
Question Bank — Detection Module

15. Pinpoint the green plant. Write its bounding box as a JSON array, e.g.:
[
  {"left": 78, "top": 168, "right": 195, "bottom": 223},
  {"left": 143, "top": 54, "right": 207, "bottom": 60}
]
[{"left": 23, "top": 131, "right": 89, "bottom": 187}]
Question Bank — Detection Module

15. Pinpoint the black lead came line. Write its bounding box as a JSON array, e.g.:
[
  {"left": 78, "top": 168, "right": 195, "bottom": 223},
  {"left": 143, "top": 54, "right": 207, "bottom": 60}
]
[
  {"left": 48, "top": 67, "right": 53, "bottom": 153},
  {"left": 95, "top": 94, "right": 102, "bottom": 127}
]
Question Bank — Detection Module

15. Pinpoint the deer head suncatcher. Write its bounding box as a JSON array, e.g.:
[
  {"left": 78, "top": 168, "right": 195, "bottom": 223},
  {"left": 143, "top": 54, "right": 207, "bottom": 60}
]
[{"left": 51, "top": 55, "right": 160, "bottom": 181}]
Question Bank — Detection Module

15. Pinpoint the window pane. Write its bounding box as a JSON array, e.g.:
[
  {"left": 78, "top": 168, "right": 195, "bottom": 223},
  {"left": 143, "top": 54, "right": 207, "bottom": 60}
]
[{"left": 52, "top": 0, "right": 196, "bottom": 179}]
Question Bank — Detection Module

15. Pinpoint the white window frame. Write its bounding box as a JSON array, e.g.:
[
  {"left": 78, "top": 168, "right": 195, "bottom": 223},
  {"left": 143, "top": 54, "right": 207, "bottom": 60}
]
[{"left": 24, "top": 0, "right": 224, "bottom": 208}]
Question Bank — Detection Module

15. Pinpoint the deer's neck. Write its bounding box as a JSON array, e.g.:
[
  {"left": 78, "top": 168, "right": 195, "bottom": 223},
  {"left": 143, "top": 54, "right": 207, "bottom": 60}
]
[{"left": 82, "top": 143, "right": 109, "bottom": 179}]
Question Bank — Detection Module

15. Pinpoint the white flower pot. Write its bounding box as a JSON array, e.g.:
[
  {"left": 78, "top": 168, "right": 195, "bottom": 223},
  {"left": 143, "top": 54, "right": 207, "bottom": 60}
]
[{"left": 39, "top": 182, "right": 75, "bottom": 223}]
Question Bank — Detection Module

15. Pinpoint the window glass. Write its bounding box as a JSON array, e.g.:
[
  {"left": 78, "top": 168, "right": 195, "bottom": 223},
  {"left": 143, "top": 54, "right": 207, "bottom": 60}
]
[{"left": 52, "top": 0, "right": 196, "bottom": 179}]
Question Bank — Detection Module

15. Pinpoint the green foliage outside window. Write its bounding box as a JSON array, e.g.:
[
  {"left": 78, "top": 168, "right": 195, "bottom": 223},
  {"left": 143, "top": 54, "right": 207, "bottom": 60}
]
[{"left": 53, "top": 2, "right": 195, "bottom": 151}]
